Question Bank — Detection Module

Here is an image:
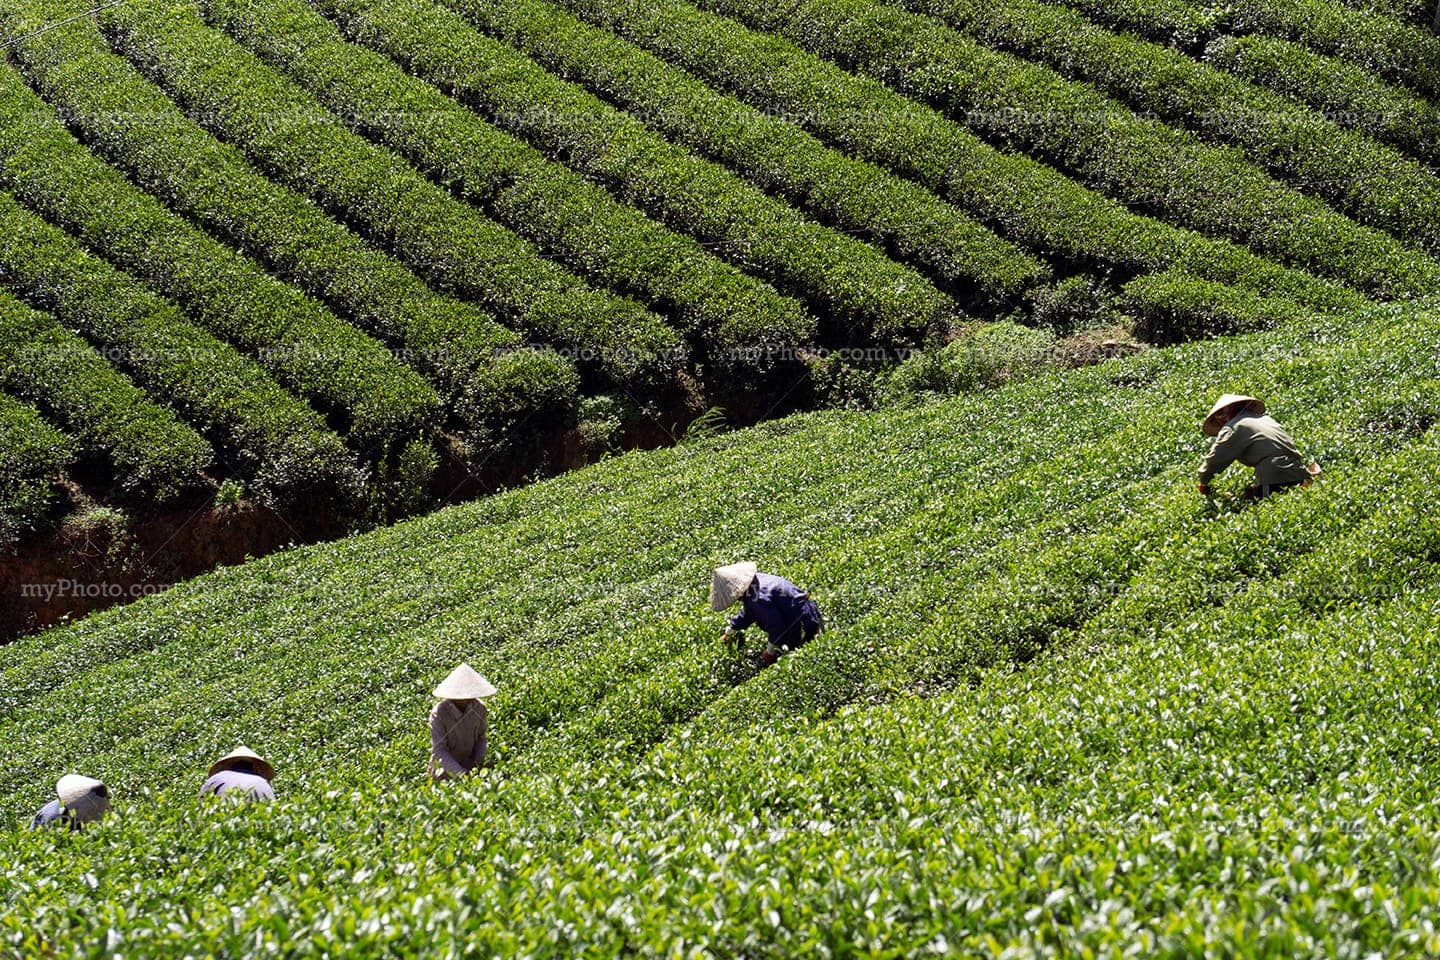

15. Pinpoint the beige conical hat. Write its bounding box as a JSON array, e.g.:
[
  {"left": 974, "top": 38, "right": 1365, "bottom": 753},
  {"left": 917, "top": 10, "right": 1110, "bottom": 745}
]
[
  {"left": 56, "top": 775, "right": 110, "bottom": 823},
  {"left": 433, "top": 663, "right": 497, "bottom": 700},
  {"left": 710, "top": 562, "right": 758, "bottom": 612},
  {"left": 1203, "top": 393, "right": 1265, "bottom": 436},
  {"left": 209, "top": 745, "right": 274, "bottom": 781}
]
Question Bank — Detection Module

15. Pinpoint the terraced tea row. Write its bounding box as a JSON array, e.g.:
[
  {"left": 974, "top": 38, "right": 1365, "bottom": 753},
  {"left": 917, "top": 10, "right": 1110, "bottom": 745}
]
[
  {"left": 1205, "top": 34, "right": 1440, "bottom": 167},
  {"left": 102, "top": 0, "right": 693, "bottom": 390},
  {"left": 0, "top": 191, "right": 360, "bottom": 506},
  {"left": 200, "top": 0, "right": 899, "bottom": 362},
  {"left": 179, "top": 0, "right": 954, "bottom": 342},
  {"left": 0, "top": 67, "right": 440, "bottom": 451},
  {"left": 2, "top": 0, "right": 577, "bottom": 439},
  {"left": 1051, "top": 0, "right": 1440, "bottom": 101},
  {"left": 0, "top": 291, "right": 214, "bottom": 500},
  {"left": 0, "top": 393, "right": 74, "bottom": 547}
]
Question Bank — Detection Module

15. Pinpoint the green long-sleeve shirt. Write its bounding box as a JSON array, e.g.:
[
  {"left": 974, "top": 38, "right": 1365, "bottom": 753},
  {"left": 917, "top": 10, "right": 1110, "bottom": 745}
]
[{"left": 1198, "top": 412, "right": 1310, "bottom": 486}]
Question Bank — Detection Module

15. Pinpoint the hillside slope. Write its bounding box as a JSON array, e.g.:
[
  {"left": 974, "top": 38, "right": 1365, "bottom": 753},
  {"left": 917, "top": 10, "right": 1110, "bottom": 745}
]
[{"left": 3, "top": 297, "right": 1439, "bottom": 955}]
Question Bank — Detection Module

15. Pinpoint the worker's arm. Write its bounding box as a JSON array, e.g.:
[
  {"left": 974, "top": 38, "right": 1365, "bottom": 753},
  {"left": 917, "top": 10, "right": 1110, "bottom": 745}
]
[
  {"left": 469, "top": 703, "right": 488, "bottom": 771},
  {"left": 1198, "top": 424, "right": 1249, "bottom": 486},
  {"left": 429, "top": 704, "right": 470, "bottom": 778}
]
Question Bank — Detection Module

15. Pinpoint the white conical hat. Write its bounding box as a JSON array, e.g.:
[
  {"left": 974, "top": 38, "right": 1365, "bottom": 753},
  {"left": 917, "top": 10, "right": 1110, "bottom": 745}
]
[
  {"left": 710, "top": 562, "right": 758, "bottom": 611},
  {"left": 433, "top": 663, "right": 497, "bottom": 700},
  {"left": 1203, "top": 393, "right": 1264, "bottom": 436},
  {"left": 56, "top": 775, "right": 110, "bottom": 823},
  {"left": 208, "top": 745, "right": 274, "bottom": 781}
]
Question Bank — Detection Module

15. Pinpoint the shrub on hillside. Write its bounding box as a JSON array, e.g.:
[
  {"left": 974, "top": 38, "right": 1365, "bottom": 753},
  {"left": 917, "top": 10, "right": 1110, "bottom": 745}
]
[
  {"left": 1124, "top": 270, "right": 1316, "bottom": 343},
  {"left": 1026, "top": 276, "right": 1122, "bottom": 335},
  {"left": 884, "top": 322, "right": 1056, "bottom": 403}
]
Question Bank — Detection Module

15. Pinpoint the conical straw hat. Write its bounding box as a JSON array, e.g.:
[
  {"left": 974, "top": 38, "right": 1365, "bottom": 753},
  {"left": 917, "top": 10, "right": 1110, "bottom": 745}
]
[
  {"left": 433, "top": 663, "right": 497, "bottom": 700},
  {"left": 56, "top": 774, "right": 110, "bottom": 823},
  {"left": 209, "top": 745, "right": 274, "bottom": 781},
  {"left": 1203, "top": 393, "right": 1264, "bottom": 436},
  {"left": 710, "top": 562, "right": 758, "bottom": 612}
]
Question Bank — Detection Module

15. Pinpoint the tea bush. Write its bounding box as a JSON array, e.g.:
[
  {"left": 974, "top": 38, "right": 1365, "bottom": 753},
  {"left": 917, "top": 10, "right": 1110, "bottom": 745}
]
[
  {"left": 548, "top": 0, "right": 1364, "bottom": 315},
  {"left": 0, "top": 191, "right": 361, "bottom": 505},
  {"left": 1205, "top": 34, "right": 1440, "bottom": 167},
  {"left": 1123, "top": 269, "right": 1321, "bottom": 343},
  {"left": 0, "top": 392, "right": 73, "bottom": 547},
  {"left": 1049, "top": 0, "right": 1440, "bottom": 100},
  {"left": 376, "top": 0, "right": 1049, "bottom": 305},
  {"left": 897, "top": 0, "right": 1440, "bottom": 257},
  {"left": 0, "top": 291, "right": 213, "bottom": 500},
  {"left": 101, "top": 0, "right": 687, "bottom": 390},
  {"left": 200, "top": 0, "right": 817, "bottom": 373},
  {"left": 883, "top": 321, "right": 1056, "bottom": 401},
  {"left": 0, "top": 65, "right": 440, "bottom": 452},
  {"left": 294, "top": 0, "right": 960, "bottom": 342}
]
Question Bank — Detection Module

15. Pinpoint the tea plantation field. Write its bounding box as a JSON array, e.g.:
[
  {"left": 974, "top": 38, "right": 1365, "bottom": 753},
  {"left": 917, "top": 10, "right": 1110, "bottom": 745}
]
[
  {"left": 1, "top": 0, "right": 1437, "bottom": 543},
  {"left": 3, "top": 295, "right": 1438, "bottom": 956}
]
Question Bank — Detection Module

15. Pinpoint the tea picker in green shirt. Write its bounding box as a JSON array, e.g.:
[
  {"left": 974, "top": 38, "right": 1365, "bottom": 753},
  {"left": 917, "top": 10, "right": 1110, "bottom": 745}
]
[{"left": 1198, "top": 394, "right": 1318, "bottom": 500}]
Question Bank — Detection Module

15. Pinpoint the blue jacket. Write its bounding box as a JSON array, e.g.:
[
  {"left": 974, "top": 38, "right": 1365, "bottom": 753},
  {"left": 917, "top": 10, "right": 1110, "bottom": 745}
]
[{"left": 728, "top": 573, "right": 822, "bottom": 648}]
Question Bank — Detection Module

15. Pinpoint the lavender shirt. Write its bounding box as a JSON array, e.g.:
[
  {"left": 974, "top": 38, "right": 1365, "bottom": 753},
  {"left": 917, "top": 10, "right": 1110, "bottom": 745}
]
[{"left": 200, "top": 770, "right": 275, "bottom": 802}]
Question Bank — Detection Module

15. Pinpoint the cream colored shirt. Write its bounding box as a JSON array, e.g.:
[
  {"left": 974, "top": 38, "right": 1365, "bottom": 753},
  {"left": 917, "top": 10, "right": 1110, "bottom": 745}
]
[
  {"left": 1199, "top": 412, "right": 1309, "bottom": 486},
  {"left": 429, "top": 699, "right": 488, "bottom": 779}
]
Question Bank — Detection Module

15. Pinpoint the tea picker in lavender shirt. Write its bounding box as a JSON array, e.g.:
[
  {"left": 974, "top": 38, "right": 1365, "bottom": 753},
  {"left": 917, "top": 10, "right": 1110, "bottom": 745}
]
[{"left": 200, "top": 746, "right": 275, "bottom": 802}]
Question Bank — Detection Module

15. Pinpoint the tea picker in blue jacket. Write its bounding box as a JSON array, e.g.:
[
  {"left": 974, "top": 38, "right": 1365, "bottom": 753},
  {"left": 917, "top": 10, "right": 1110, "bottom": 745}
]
[{"left": 712, "top": 562, "right": 824, "bottom": 666}]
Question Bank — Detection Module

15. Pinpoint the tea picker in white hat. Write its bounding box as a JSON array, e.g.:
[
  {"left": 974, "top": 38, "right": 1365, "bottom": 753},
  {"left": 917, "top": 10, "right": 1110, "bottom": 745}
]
[
  {"left": 200, "top": 746, "right": 276, "bottom": 802},
  {"left": 1198, "top": 393, "right": 1318, "bottom": 500},
  {"left": 30, "top": 775, "right": 111, "bottom": 830},
  {"left": 712, "top": 562, "right": 824, "bottom": 667},
  {"left": 429, "top": 663, "right": 495, "bottom": 780}
]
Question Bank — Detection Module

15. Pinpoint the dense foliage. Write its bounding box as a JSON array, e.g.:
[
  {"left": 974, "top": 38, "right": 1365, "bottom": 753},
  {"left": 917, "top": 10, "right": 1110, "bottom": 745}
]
[
  {"left": 1204, "top": 33, "right": 1440, "bottom": 167},
  {"left": 545, "top": 0, "right": 1365, "bottom": 315},
  {"left": 280, "top": 0, "right": 957, "bottom": 342},
  {"left": 2, "top": 295, "right": 1438, "bottom": 954},
  {"left": 1048, "top": 0, "right": 1440, "bottom": 99},
  {"left": 0, "top": 65, "right": 440, "bottom": 451},
  {"left": 102, "top": 0, "right": 688, "bottom": 391},
  {"left": 0, "top": 191, "right": 361, "bottom": 504},
  {"left": 0, "top": 291, "right": 213, "bottom": 501},
  {"left": 200, "top": 0, "right": 823, "bottom": 369},
  {"left": 0, "top": 393, "right": 73, "bottom": 548}
]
